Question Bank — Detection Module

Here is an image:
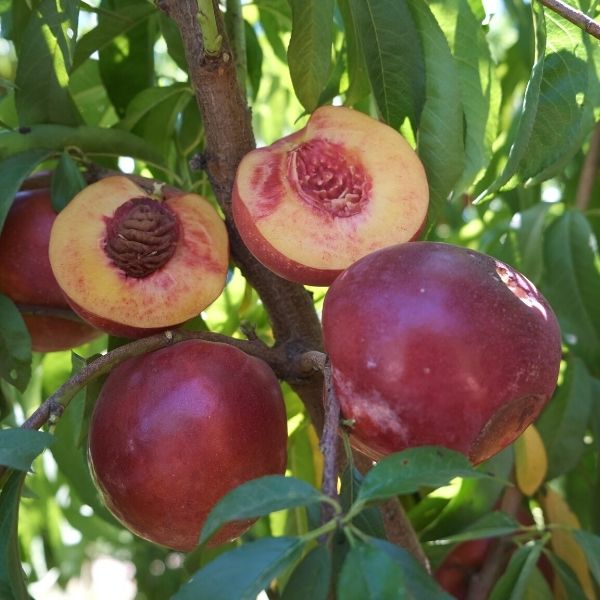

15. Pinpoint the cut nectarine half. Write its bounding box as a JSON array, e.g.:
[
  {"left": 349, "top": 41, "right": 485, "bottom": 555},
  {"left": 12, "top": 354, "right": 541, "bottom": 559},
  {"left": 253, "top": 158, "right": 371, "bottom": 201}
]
[
  {"left": 49, "top": 176, "right": 229, "bottom": 338},
  {"left": 233, "top": 105, "right": 429, "bottom": 286}
]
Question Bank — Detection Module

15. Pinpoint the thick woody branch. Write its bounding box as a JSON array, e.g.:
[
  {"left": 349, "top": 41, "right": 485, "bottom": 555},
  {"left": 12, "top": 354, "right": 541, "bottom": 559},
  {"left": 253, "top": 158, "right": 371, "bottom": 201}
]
[{"left": 160, "top": 0, "right": 324, "bottom": 430}]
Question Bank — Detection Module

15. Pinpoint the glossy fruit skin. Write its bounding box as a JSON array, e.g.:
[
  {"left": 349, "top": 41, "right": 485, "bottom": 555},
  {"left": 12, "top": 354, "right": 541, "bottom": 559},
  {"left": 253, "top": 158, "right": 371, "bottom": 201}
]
[
  {"left": 0, "top": 189, "right": 100, "bottom": 352},
  {"left": 322, "top": 242, "right": 562, "bottom": 464},
  {"left": 88, "top": 340, "right": 288, "bottom": 551}
]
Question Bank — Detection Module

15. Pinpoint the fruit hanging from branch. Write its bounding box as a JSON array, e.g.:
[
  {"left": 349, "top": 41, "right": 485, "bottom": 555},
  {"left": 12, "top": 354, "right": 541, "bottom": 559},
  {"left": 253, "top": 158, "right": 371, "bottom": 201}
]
[
  {"left": 322, "top": 241, "right": 562, "bottom": 464},
  {"left": 233, "top": 105, "right": 429, "bottom": 286},
  {"left": 87, "top": 339, "right": 288, "bottom": 551},
  {"left": 0, "top": 187, "right": 101, "bottom": 352},
  {"left": 49, "top": 176, "right": 229, "bottom": 338}
]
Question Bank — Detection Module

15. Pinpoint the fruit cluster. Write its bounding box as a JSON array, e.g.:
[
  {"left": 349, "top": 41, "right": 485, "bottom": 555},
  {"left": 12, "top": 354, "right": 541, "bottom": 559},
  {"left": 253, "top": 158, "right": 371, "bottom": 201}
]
[{"left": 0, "top": 106, "right": 562, "bottom": 552}]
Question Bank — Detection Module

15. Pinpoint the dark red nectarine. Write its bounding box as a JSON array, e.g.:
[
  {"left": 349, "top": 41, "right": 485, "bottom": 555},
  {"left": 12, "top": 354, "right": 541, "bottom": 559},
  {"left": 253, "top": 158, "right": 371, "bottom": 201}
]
[
  {"left": 87, "top": 340, "right": 288, "bottom": 551},
  {"left": 322, "top": 242, "right": 562, "bottom": 464},
  {"left": 0, "top": 188, "right": 101, "bottom": 352},
  {"left": 49, "top": 176, "right": 229, "bottom": 338},
  {"left": 233, "top": 105, "right": 429, "bottom": 285}
]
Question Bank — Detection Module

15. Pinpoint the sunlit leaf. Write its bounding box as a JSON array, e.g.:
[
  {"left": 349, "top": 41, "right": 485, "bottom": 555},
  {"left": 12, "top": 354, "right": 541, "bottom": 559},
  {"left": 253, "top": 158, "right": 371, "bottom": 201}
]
[{"left": 514, "top": 425, "right": 548, "bottom": 496}]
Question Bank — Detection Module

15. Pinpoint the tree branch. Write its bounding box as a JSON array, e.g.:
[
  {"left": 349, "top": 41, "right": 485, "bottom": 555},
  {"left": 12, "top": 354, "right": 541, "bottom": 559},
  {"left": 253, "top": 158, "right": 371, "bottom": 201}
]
[
  {"left": 160, "top": 0, "right": 325, "bottom": 431},
  {"left": 575, "top": 121, "right": 600, "bottom": 211},
  {"left": 538, "top": 0, "right": 600, "bottom": 40}
]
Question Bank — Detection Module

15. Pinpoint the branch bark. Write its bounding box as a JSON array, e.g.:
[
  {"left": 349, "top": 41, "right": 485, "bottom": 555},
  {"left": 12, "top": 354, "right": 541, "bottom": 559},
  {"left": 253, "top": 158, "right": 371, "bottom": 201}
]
[
  {"left": 160, "top": 0, "right": 325, "bottom": 431},
  {"left": 538, "top": 0, "right": 600, "bottom": 40},
  {"left": 575, "top": 122, "right": 600, "bottom": 211}
]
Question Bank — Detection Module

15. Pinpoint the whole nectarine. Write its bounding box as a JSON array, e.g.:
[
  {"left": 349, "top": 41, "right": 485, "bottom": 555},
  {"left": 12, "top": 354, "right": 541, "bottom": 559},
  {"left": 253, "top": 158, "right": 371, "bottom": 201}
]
[
  {"left": 49, "top": 176, "right": 229, "bottom": 338},
  {"left": 322, "top": 242, "right": 562, "bottom": 464},
  {"left": 87, "top": 340, "right": 288, "bottom": 551},
  {"left": 233, "top": 105, "right": 429, "bottom": 285},
  {"left": 0, "top": 188, "right": 100, "bottom": 352}
]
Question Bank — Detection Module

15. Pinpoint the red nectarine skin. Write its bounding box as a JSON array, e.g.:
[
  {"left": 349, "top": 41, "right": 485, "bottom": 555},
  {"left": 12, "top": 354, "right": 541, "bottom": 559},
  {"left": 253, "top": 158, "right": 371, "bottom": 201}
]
[
  {"left": 0, "top": 189, "right": 100, "bottom": 351},
  {"left": 88, "top": 340, "right": 288, "bottom": 551},
  {"left": 49, "top": 176, "right": 229, "bottom": 337},
  {"left": 233, "top": 105, "right": 429, "bottom": 286},
  {"left": 322, "top": 242, "right": 562, "bottom": 464}
]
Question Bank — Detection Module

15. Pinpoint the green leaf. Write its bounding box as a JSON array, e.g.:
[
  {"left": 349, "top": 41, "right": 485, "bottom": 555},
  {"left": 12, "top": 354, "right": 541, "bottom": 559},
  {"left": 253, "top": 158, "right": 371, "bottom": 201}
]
[
  {"left": 0, "top": 429, "right": 53, "bottom": 472},
  {"left": 14, "top": 0, "right": 81, "bottom": 126},
  {"left": 542, "top": 210, "right": 600, "bottom": 368},
  {"left": 370, "top": 538, "right": 452, "bottom": 599},
  {"left": 512, "top": 203, "right": 552, "bottom": 283},
  {"left": 355, "top": 447, "right": 490, "bottom": 506},
  {"left": 409, "top": 0, "right": 465, "bottom": 207},
  {"left": 0, "top": 471, "right": 28, "bottom": 600},
  {"left": 50, "top": 151, "right": 86, "bottom": 212},
  {"left": 287, "top": 0, "right": 333, "bottom": 112},
  {"left": 0, "top": 295, "right": 31, "bottom": 393},
  {"left": 336, "top": 541, "right": 405, "bottom": 600},
  {"left": 489, "top": 541, "right": 545, "bottom": 600},
  {"left": 545, "top": 552, "right": 588, "bottom": 600},
  {"left": 74, "top": 3, "right": 156, "bottom": 69},
  {"left": 428, "top": 0, "right": 499, "bottom": 195},
  {"left": 519, "top": 9, "right": 600, "bottom": 185},
  {"left": 431, "top": 511, "right": 521, "bottom": 545},
  {"left": 476, "top": 5, "right": 546, "bottom": 200},
  {"left": 537, "top": 356, "right": 593, "bottom": 479},
  {"left": 339, "top": 467, "right": 385, "bottom": 539},
  {"left": 281, "top": 544, "right": 331, "bottom": 600},
  {"left": 347, "top": 0, "right": 424, "bottom": 129},
  {"left": 0, "top": 125, "right": 165, "bottom": 168},
  {"left": 0, "top": 148, "right": 53, "bottom": 233},
  {"left": 98, "top": 0, "right": 157, "bottom": 118},
  {"left": 245, "top": 20, "right": 263, "bottom": 102},
  {"left": 200, "top": 475, "right": 328, "bottom": 544},
  {"left": 337, "top": 0, "right": 370, "bottom": 106},
  {"left": 174, "top": 537, "right": 305, "bottom": 600},
  {"left": 572, "top": 530, "right": 600, "bottom": 587}
]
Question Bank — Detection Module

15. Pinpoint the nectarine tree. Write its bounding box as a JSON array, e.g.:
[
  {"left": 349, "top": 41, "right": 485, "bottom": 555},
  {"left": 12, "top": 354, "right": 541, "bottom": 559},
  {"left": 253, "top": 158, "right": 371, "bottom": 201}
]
[{"left": 1, "top": 1, "right": 600, "bottom": 599}]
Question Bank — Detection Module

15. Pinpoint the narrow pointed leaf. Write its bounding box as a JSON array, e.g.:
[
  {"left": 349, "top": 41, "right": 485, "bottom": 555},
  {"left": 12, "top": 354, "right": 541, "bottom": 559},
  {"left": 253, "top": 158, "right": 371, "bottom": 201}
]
[
  {"left": 0, "top": 295, "right": 31, "bottom": 392},
  {"left": 281, "top": 544, "right": 331, "bottom": 600},
  {"left": 0, "top": 429, "right": 53, "bottom": 472},
  {"left": 174, "top": 537, "right": 304, "bottom": 600},
  {"left": 200, "top": 475, "right": 327, "bottom": 544}
]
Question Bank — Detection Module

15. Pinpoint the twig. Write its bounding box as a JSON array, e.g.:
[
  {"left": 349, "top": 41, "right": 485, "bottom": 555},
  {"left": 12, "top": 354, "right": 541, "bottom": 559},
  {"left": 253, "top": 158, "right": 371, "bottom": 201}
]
[
  {"left": 353, "top": 451, "right": 431, "bottom": 572},
  {"left": 465, "top": 484, "right": 523, "bottom": 600},
  {"left": 320, "top": 358, "right": 341, "bottom": 524},
  {"left": 575, "top": 122, "right": 600, "bottom": 210},
  {"left": 538, "top": 0, "right": 600, "bottom": 40}
]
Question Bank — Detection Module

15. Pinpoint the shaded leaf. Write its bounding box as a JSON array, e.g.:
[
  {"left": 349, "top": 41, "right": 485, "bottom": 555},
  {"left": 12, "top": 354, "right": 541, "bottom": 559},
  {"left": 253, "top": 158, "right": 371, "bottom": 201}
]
[
  {"left": 489, "top": 541, "right": 545, "bottom": 600},
  {"left": 355, "top": 447, "right": 490, "bottom": 507},
  {"left": 200, "top": 475, "right": 327, "bottom": 544},
  {"left": 347, "top": 0, "right": 424, "bottom": 129},
  {"left": 431, "top": 511, "right": 521, "bottom": 545},
  {"left": 0, "top": 295, "right": 31, "bottom": 393},
  {"left": 0, "top": 125, "right": 165, "bottom": 168},
  {"left": 0, "top": 148, "right": 53, "bottom": 233},
  {"left": 0, "top": 471, "right": 28, "bottom": 600},
  {"left": 542, "top": 210, "right": 600, "bottom": 369},
  {"left": 537, "top": 356, "right": 593, "bottom": 479},
  {"left": 572, "top": 530, "right": 600, "bottom": 588},
  {"left": 14, "top": 0, "right": 81, "bottom": 126},
  {"left": 409, "top": 0, "right": 465, "bottom": 207},
  {"left": 174, "top": 537, "right": 304, "bottom": 600},
  {"left": 337, "top": 541, "right": 405, "bottom": 600},
  {"left": 287, "top": 0, "right": 333, "bottom": 112},
  {"left": 0, "top": 429, "right": 53, "bottom": 472},
  {"left": 281, "top": 544, "right": 331, "bottom": 600},
  {"left": 50, "top": 151, "right": 86, "bottom": 212}
]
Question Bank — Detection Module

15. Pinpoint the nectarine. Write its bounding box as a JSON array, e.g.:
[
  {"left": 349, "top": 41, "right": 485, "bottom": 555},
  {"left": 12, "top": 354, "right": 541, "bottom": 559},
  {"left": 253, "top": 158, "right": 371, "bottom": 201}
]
[
  {"left": 233, "top": 105, "right": 429, "bottom": 286},
  {"left": 88, "top": 340, "right": 288, "bottom": 551},
  {"left": 322, "top": 242, "right": 562, "bottom": 464},
  {"left": 0, "top": 188, "right": 100, "bottom": 352},
  {"left": 49, "top": 176, "right": 229, "bottom": 338}
]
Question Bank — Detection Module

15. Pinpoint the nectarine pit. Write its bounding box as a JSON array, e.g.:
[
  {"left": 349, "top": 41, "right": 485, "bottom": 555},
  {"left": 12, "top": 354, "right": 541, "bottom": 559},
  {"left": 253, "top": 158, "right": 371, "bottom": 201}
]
[
  {"left": 288, "top": 139, "right": 371, "bottom": 217},
  {"left": 104, "top": 197, "right": 179, "bottom": 278}
]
